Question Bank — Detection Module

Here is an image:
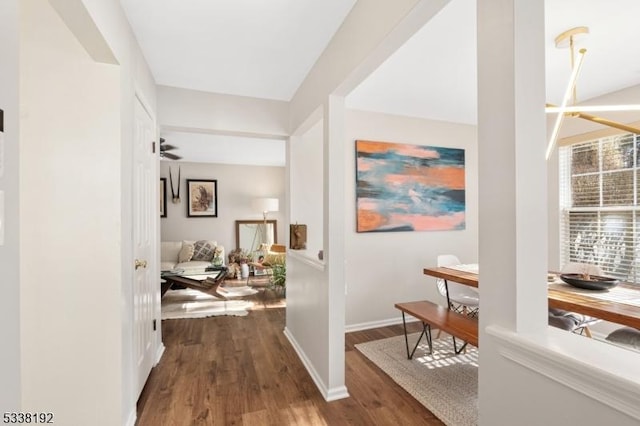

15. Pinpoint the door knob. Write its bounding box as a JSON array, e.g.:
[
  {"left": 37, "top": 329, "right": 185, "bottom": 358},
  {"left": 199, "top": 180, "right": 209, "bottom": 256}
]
[{"left": 135, "top": 259, "right": 148, "bottom": 270}]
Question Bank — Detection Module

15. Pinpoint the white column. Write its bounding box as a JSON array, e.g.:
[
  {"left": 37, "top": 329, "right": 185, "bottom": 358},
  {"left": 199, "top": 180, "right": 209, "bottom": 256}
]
[
  {"left": 477, "top": 0, "right": 547, "bottom": 420},
  {"left": 323, "top": 95, "right": 348, "bottom": 399},
  {"left": 477, "top": 0, "right": 547, "bottom": 334}
]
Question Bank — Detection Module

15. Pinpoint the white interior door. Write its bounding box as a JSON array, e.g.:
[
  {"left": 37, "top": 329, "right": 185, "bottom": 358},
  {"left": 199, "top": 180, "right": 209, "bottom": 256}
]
[{"left": 133, "top": 96, "right": 157, "bottom": 397}]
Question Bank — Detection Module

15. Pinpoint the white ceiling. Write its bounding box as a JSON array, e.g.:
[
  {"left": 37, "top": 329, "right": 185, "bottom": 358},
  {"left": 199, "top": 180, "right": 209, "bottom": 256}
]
[
  {"left": 121, "top": 0, "right": 640, "bottom": 164},
  {"left": 120, "top": 0, "right": 356, "bottom": 101},
  {"left": 348, "top": 0, "right": 477, "bottom": 124},
  {"left": 347, "top": 0, "right": 640, "bottom": 124}
]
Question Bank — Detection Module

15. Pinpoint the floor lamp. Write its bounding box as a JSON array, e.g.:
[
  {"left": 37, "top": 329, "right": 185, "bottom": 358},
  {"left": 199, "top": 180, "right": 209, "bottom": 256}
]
[{"left": 251, "top": 197, "right": 279, "bottom": 253}]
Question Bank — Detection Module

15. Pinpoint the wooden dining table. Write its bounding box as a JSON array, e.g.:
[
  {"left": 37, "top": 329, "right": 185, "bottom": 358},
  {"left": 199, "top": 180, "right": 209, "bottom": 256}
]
[{"left": 424, "top": 266, "right": 640, "bottom": 330}]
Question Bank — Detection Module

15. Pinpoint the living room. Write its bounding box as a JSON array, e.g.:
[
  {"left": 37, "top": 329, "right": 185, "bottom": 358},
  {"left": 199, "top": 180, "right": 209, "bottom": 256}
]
[{"left": 158, "top": 155, "right": 286, "bottom": 268}]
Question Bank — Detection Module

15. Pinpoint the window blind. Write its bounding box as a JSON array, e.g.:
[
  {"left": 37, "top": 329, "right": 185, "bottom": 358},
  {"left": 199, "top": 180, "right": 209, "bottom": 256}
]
[{"left": 559, "top": 133, "right": 640, "bottom": 283}]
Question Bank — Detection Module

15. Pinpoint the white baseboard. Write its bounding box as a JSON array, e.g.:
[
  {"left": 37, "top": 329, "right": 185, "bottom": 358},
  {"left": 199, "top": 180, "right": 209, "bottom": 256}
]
[
  {"left": 283, "top": 327, "right": 350, "bottom": 402},
  {"left": 325, "top": 385, "right": 350, "bottom": 402},
  {"left": 125, "top": 408, "right": 136, "bottom": 426},
  {"left": 155, "top": 342, "right": 165, "bottom": 365},
  {"left": 345, "top": 316, "right": 418, "bottom": 333}
]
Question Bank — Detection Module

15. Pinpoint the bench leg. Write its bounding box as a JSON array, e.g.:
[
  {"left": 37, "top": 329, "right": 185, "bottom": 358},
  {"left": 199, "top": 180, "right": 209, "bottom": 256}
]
[
  {"left": 452, "top": 336, "right": 468, "bottom": 355},
  {"left": 401, "top": 312, "right": 432, "bottom": 359}
]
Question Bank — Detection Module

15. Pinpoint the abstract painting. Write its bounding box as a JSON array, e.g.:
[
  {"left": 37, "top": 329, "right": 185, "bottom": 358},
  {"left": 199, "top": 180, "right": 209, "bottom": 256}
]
[{"left": 355, "top": 140, "right": 465, "bottom": 232}]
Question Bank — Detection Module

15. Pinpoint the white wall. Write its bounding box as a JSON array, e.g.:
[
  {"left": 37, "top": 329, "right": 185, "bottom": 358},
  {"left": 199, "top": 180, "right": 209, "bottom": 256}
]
[
  {"left": 57, "top": 0, "right": 162, "bottom": 422},
  {"left": 286, "top": 0, "right": 452, "bottom": 402},
  {"left": 158, "top": 86, "right": 289, "bottom": 138},
  {"left": 20, "top": 1, "right": 122, "bottom": 424},
  {"left": 160, "top": 161, "right": 285, "bottom": 251},
  {"left": 72, "top": 2, "right": 159, "bottom": 423},
  {"left": 286, "top": 113, "right": 337, "bottom": 398},
  {"left": 19, "top": 1, "right": 158, "bottom": 424},
  {"left": 290, "top": 120, "right": 324, "bottom": 258},
  {"left": 344, "top": 109, "right": 478, "bottom": 329},
  {"left": 284, "top": 255, "right": 330, "bottom": 396},
  {"left": 0, "top": 0, "right": 20, "bottom": 412}
]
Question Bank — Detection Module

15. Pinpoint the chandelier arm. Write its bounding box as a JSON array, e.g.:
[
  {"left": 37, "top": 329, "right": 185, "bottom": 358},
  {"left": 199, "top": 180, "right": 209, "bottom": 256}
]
[
  {"left": 576, "top": 113, "right": 640, "bottom": 135},
  {"left": 546, "top": 105, "right": 640, "bottom": 113},
  {"left": 546, "top": 48, "right": 587, "bottom": 160}
]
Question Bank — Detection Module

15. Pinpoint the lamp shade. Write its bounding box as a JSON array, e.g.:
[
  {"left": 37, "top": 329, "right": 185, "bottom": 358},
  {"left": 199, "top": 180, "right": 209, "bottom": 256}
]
[{"left": 252, "top": 197, "right": 279, "bottom": 213}]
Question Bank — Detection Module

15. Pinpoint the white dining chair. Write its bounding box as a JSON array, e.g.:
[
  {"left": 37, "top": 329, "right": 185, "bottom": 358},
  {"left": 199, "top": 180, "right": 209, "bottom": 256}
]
[
  {"left": 434, "top": 254, "right": 479, "bottom": 346},
  {"left": 548, "top": 262, "right": 603, "bottom": 337},
  {"left": 436, "top": 254, "right": 480, "bottom": 316}
]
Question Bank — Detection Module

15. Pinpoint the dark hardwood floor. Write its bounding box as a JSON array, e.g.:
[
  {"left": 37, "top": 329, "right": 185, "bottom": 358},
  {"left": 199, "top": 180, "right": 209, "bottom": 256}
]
[{"left": 137, "top": 288, "right": 443, "bottom": 425}]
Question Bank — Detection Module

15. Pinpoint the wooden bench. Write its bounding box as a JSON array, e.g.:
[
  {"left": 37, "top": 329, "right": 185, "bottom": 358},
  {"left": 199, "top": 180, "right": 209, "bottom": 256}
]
[{"left": 395, "top": 300, "right": 479, "bottom": 359}]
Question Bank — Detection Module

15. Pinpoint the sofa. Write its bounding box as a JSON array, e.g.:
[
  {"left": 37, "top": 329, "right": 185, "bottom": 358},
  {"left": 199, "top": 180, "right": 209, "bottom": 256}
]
[{"left": 161, "top": 240, "right": 226, "bottom": 271}]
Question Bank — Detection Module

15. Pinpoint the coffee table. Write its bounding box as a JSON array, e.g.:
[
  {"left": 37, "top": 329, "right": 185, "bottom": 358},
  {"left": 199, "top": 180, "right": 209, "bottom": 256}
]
[{"left": 161, "top": 268, "right": 227, "bottom": 297}]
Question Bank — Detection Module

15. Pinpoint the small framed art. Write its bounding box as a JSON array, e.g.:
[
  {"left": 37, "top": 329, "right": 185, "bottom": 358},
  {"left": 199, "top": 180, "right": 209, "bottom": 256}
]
[
  {"left": 187, "top": 179, "right": 218, "bottom": 217},
  {"left": 160, "top": 178, "right": 167, "bottom": 218}
]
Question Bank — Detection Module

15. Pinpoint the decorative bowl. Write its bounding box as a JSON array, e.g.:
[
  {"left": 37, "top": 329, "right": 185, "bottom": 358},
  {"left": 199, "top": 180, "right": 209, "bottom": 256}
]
[{"left": 559, "top": 273, "right": 619, "bottom": 290}]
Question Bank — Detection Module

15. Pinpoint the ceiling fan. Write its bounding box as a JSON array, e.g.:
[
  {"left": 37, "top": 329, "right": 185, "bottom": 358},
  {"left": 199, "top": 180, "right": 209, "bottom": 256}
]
[
  {"left": 159, "top": 137, "right": 182, "bottom": 160},
  {"left": 545, "top": 26, "right": 640, "bottom": 159}
]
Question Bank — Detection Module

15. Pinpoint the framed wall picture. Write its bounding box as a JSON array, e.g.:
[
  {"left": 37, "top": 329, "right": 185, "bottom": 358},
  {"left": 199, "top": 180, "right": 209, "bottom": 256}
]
[
  {"left": 160, "top": 178, "right": 167, "bottom": 218},
  {"left": 187, "top": 179, "right": 218, "bottom": 217},
  {"left": 290, "top": 224, "right": 307, "bottom": 249},
  {"left": 355, "top": 140, "right": 466, "bottom": 232}
]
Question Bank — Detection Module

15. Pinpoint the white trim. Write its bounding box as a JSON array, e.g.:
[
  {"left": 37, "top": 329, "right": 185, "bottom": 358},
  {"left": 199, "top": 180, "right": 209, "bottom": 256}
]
[
  {"left": 487, "top": 325, "right": 640, "bottom": 421},
  {"left": 134, "top": 86, "right": 155, "bottom": 121},
  {"left": 288, "top": 250, "right": 325, "bottom": 270},
  {"left": 160, "top": 124, "right": 288, "bottom": 141},
  {"left": 325, "top": 385, "right": 350, "bottom": 402},
  {"left": 345, "top": 316, "right": 418, "bottom": 333},
  {"left": 49, "top": 0, "right": 118, "bottom": 64},
  {"left": 283, "top": 327, "right": 349, "bottom": 401},
  {"left": 154, "top": 342, "right": 165, "bottom": 365},
  {"left": 124, "top": 409, "right": 136, "bottom": 426},
  {"left": 290, "top": 106, "right": 323, "bottom": 137}
]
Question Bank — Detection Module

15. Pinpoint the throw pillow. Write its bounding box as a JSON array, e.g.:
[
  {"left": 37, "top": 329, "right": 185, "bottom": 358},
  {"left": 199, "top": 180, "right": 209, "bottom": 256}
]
[
  {"left": 178, "top": 241, "right": 194, "bottom": 263},
  {"left": 192, "top": 240, "right": 215, "bottom": 261}
]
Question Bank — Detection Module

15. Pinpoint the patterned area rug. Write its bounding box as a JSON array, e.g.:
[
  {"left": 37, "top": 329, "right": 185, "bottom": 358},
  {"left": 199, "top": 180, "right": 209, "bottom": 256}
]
[
  {"left": 161, "top": 288, "right": 255, "bottom": 320},
  {"left": 355, "top": 332, "right": 478, "bottom": 426}
]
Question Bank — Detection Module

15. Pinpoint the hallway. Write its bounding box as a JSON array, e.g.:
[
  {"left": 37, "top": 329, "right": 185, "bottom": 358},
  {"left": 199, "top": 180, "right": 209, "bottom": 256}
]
[{"left": 136, "top": 293, "right": 440, "bottom": 425}]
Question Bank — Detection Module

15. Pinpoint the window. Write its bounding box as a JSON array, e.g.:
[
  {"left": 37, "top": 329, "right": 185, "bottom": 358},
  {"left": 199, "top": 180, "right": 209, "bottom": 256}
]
[{"left": 560, "top": 133, "right": 640, "bottom": 282}]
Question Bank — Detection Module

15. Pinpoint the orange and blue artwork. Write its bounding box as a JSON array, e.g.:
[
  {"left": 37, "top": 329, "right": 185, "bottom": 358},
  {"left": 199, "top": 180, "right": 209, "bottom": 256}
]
[{"left": 356, "top": 140, "right": 465, "bottom": 232}]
